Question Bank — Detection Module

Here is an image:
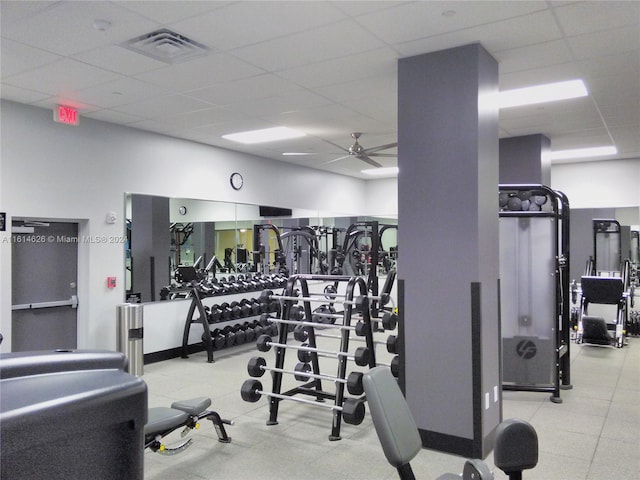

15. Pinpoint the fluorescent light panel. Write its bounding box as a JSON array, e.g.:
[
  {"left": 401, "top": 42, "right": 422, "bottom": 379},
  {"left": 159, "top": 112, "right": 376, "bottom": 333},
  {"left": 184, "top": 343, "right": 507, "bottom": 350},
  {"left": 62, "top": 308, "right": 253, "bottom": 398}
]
[
  {"left": 550, "top": 146, "right": 617, "bottom": 161},
  {"left": 282, "top": 152, "right": 314, "bottom": 156},
  {"left": 361, "top": 167, "right": 399, "bottom": 176},
  {"left": 499, "top": 79, "right": 587, "bottom": 109},
  {"left": 222, "top": 126, "right": 305, "bottom": 144}
]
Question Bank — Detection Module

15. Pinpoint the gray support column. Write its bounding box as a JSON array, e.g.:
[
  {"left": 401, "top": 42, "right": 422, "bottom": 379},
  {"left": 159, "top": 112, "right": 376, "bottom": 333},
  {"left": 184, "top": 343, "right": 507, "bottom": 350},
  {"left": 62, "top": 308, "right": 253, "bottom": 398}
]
[
  {"left": 131, "top": 194, "right": 170, "bottom": 302},
  {"left": 499, "top": 134, "right": 551, "bottom": 185},
  {"left": 397, "top": 43, "right": 501, "bottom": 458}
]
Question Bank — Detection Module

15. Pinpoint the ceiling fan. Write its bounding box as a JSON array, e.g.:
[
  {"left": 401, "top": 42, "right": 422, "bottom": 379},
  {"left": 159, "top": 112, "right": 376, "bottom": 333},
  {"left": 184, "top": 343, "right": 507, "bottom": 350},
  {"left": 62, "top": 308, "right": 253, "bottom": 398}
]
[{"left": 324, "top": 132, "right": 397, "bottom": 168}]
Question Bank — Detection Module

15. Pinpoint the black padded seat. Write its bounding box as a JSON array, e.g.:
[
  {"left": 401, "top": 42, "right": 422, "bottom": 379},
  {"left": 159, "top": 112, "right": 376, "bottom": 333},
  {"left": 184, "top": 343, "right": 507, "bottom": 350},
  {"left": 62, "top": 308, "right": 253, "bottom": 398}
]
[
  {"left": 581, "top": 316, "right": 613, "bottom": 345},
  {"left": 145, "top": 407, "right": 189, "bottom": 436},
  {"left": 171, "top": 397, "right": 211, "bottom": 415}
]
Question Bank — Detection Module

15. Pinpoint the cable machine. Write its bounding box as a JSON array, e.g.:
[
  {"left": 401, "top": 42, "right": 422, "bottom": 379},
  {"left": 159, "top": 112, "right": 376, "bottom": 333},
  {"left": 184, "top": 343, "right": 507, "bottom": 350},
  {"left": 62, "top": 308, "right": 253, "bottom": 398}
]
[{"left": 499, "top": 184, "right": 571, "bottom": 403}]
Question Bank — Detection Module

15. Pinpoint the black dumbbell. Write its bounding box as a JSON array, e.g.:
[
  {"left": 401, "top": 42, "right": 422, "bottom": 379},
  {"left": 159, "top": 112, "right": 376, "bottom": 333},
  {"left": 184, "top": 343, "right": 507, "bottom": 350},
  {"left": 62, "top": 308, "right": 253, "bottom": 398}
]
[
  {"left": 222, "top": 325, "right": 236, "bottom": 347},
  {"left": 230, "top": 301, "right": 243, "bottom": 319},
  {"left": 212, "top": 329, "right": 226, "bottom": 350},
  {"left": 241, "top": 321, "right": 256, "bottom": 342},
  {"left": 220, "top": 303, "right": 233, "bottom": 321},
  {"left": 233, "top": 324, "right": 246, "bottom": 344},
  {"left": 208, "top": 304, "right": 222, "bottom": 323}
]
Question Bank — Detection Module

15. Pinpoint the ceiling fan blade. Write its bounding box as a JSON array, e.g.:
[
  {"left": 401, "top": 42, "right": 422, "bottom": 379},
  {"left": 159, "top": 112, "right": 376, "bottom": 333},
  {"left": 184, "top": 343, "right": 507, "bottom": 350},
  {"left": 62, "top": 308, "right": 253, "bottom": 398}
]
[
  {"left": 359, "top": 155, "right": 383, "bottom": 168},
  {"left": 322, "top": 139, "right": 350, "bottom": 153},
  {"left": 321, "top": 154, "right": 351, "bottom": 166},
  {"left": 368, "top": 153, "right": 396, "bottom": 158},
  {"left": 363, "top": 142, "right": 397, "bottom": 154}
]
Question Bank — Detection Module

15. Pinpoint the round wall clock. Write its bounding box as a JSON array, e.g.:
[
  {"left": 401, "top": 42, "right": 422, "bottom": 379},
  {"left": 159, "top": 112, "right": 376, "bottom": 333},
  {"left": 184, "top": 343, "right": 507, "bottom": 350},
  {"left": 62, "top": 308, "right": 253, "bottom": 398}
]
[{"left": 230, "top": 172, "right": 244, "bottom": 190}]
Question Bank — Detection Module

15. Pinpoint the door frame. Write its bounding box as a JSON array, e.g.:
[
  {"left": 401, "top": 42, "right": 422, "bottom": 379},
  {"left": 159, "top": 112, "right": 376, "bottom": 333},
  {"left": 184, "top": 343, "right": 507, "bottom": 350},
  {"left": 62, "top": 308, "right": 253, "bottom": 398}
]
[{"left": 7, "top": 217, "right": 89, "bottom": 351}]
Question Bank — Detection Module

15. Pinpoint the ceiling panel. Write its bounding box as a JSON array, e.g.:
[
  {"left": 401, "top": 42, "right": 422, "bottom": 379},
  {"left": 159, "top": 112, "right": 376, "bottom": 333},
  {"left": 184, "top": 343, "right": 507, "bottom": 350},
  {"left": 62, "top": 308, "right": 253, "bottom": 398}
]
[
  {"left": 1, "top": 0, "right": 638, "bottom": 178},
  {"left": 553, "top": 1, "right": 640, "bottom": 37},
  {"left": 230, "top": 19, "right": 385, "bottom": 72},
  {"left": 168, "top": 1, "right": 346, "bottom": 52}
]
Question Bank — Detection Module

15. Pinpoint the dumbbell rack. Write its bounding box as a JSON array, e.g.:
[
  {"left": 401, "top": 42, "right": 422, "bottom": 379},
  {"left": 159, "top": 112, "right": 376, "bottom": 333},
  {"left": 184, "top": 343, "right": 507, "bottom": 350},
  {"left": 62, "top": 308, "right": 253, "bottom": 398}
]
[
  {"left": 266, "top": 274, "right": 377, "bottom": 440},
  {"left": 180, "top": 287, "right": 281, "bottom": 363}
]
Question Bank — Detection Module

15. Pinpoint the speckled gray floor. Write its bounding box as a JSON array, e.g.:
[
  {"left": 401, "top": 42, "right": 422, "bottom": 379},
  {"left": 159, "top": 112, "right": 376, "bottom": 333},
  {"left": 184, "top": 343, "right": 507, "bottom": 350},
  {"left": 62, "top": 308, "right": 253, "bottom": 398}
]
[{"left": 143, "top": 333, "right": 640, "bottom": 480}]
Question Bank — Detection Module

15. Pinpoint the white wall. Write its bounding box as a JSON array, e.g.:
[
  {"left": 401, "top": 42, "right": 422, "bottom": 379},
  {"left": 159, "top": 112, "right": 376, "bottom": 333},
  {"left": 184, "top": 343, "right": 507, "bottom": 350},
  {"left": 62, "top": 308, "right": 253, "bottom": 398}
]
[
  {"left": 0, "top": 100, "right": 366, "bottom": 352},
  {"left": 551, "top": 158, "right": 640, "bottom": 210}
]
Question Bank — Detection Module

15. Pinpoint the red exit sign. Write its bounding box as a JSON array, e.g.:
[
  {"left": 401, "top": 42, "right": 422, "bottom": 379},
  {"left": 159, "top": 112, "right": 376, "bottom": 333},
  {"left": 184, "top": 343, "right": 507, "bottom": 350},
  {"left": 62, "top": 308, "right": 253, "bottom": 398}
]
[{"left": 53, "top": 105, "right": 80, "bottom": 126}]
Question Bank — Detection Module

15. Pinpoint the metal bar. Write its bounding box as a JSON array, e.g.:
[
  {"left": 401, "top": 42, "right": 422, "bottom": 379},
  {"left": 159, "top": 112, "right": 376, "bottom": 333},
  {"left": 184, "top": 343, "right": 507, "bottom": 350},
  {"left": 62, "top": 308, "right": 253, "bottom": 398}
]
[{"left": 12, "top": 296, "right": 78, "bottom": 311}]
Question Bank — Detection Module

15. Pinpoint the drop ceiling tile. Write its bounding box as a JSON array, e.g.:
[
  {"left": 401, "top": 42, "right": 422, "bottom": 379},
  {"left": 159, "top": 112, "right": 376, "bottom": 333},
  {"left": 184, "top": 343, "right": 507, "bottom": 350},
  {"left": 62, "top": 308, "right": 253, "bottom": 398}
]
[
  {"left": 72, "top": 77, "right": 171, "bottom": 109},
  {"left": 114, "top": 0, "right": 229, "bottom": 25},
  {"left": 0, "top": 84, "right": 52, "bottom": 104},
  {"left": 162, "top": 105, "right": 263, "bottom": 133},
  {"left": 231, "top": 19, "right": 384, "bottom": 72},
  {"left": 610, "top": 126, "right": 640, "bottom": 154},
  {"left": 277, "top": 47, "right": 398, "bottom": 89},
  {"left": 0, "top": 39, "right": 61, "bottom": 78},
  {"left": 1, "top": 1, "right": 157, "bottom": 56},
  {"left": 182, "top": 74, "right": 304, "bottom": 106},
  {"left": 169, "top": 1, "right": 346, "bottom": 52},
  {"left": 111, "top": 93, "right": 215, "bottom": 119},
  {"left": 588, "top": 73, "right": 640, "bottom": 107},
  {"left": 133, "top": 53, "right": 263, "bottom": 90},
  {"left": 72, "top": 44, "right": 167, "bottom": 76},
  {"left": 315, "top": 74, "right": 397, "bottom": 104},
  {"left": 567, "top": 25, "right": 640, "bottom": 60},
  {"left": 494, "top": 39, "right": 573, "bottom": 74},
  {"left": 576, "top": 51, "right": 639, "bottom": 79},
  {"left": 83, "top": 108, "right": 146, "bottom": 126},
  {"left": 396, "top": 9, "right": 562, "bottom": 57},
  {"left": 260, "top": 103, "right": 358, "bottom": 127},
  {"left": 0, "top": 1, "right": 57, "bottom": 25},
  {"left": 356, "top": 1, "right": 549, "bottom": 46},
  {"left": 598, "top": 102, "right": 640, "bottom": 127},
  {"left": 231, "top": 89, "right": 333, "bottom": 118},
  {"left": 2, "top": 58, "right": 122, "bottom": 96},
  {"left": 331, "top": 1, "right": 406, "bottom": 17},
  {"left": 553, "top": 1, "right": 640, "bottom": 37}
]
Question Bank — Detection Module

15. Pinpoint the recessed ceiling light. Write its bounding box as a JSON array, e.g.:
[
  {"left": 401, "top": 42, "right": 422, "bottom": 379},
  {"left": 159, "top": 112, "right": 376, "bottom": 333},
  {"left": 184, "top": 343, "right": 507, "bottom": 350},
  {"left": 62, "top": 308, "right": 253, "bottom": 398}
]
[
  {"left": 550, "top": 146, "right": 617, "bottom": 161},
  {"left": 499, "top": 79, "right": 588, "bottom": 109},
  {"left": 361, "top": 167, "right": 399, "bottom": 176},
  {"left": 222, "top": 126, "right": 306, "bottom": 144}
]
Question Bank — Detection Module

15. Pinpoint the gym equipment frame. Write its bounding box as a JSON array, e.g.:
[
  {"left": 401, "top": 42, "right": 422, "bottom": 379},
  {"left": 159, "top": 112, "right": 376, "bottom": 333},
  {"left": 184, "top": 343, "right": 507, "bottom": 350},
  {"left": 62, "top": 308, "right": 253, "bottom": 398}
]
[
  {"left": 499, "top": 185, "right": 571, "bottom": 403},
  {"left": 245, "top": 274, "right": 378, "bottom": 440}
]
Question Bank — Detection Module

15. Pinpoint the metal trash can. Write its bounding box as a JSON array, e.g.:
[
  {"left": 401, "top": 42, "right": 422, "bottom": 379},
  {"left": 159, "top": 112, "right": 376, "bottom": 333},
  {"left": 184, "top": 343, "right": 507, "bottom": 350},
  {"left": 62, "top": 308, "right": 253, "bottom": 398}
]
[{"left": 116, "top": 303, "right": 144, "bottom": 376}]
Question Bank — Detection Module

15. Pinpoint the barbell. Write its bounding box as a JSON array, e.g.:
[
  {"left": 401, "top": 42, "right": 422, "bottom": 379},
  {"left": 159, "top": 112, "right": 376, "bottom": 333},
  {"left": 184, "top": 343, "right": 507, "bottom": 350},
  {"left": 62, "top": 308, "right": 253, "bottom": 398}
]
[
  {"left": 240, "top": 379, "right": 366, "bottom": 425},
  {"left": 246, "top": 356, "right": 364, "bottom": 395},
  {"left": 255, "top": 334, "right": 370, "bottom": 367}
]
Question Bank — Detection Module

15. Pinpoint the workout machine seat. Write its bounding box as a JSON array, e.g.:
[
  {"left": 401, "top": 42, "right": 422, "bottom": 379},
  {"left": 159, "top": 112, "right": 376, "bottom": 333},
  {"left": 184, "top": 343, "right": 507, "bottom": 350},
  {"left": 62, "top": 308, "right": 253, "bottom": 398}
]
[
  {"left": 363, "top": 366, "right": 422, "bottom": 479},
  {"left": 145, "top": 396, "right": 233, "bottom": 455},
  {"left": 363, "top": 366, "right": 538, "bottom": 480}
]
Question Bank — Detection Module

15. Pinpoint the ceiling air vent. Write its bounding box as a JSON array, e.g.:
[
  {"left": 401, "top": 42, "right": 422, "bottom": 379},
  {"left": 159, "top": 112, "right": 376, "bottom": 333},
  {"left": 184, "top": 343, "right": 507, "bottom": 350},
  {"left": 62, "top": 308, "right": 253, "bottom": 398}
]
[{"left": 120, "top": 29, "right": 210, "bottom": 64}]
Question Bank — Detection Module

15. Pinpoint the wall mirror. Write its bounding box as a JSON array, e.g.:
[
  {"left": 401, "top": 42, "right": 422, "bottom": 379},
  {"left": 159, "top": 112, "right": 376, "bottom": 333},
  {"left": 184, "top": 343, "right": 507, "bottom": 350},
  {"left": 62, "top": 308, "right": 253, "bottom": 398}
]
[{"left": 125, "top": 193, "right": 397, "bottom": 303}]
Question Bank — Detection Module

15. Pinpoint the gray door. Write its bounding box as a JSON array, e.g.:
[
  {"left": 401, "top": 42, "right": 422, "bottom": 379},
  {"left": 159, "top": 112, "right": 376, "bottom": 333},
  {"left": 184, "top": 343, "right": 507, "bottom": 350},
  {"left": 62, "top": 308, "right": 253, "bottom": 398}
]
[{"left": 11, "top": 221, "right": 78, "bottom": 351}]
